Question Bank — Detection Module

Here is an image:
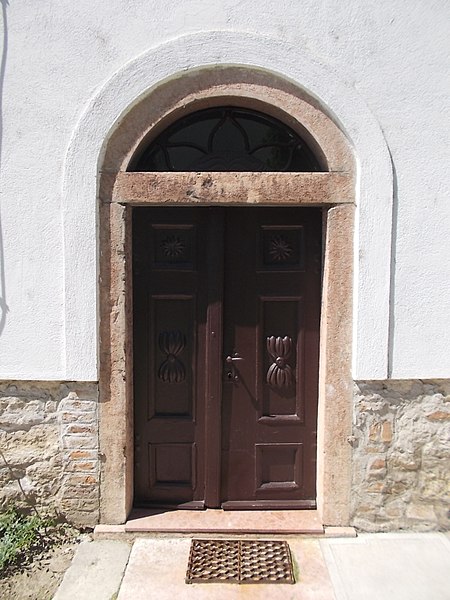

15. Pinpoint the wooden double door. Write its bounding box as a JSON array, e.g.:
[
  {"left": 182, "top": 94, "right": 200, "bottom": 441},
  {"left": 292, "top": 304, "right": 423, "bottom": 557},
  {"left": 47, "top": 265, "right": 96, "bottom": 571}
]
[{"left": 133, "top": 207, "right": 321, "bottom": 509}]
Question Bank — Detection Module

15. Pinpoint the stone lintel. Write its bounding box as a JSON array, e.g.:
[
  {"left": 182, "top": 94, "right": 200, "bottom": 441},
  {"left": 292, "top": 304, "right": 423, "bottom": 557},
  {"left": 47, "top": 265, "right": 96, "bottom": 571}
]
[{"left": 107, "top": 171, "right": 354, "bottom": 206}]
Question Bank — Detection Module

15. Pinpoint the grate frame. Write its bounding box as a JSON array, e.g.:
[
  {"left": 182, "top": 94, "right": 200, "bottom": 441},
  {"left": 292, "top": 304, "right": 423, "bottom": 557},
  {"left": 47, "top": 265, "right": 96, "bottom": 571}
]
[{"left": 185, "top": 539, "right": 295, "bottom": 584}]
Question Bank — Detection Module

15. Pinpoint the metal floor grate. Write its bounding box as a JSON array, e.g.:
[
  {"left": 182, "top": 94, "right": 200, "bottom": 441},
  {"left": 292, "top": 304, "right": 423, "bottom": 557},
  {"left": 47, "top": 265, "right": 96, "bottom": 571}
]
[{"left": 185, "top": 539, "right": 295, "bottom": 584}]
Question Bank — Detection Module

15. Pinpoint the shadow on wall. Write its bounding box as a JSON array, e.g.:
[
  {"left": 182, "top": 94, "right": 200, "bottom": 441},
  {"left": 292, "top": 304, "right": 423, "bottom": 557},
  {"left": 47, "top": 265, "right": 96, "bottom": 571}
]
[{"left": 0, "top": 0, "right": 9, "bottom": 336}]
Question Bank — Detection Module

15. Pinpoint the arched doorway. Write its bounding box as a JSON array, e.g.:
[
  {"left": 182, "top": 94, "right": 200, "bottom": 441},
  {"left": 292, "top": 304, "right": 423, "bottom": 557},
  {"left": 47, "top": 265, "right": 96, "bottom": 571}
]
[
  {"left": 98, "top": 67, "right": 355, "bottom": 525},
  {"left": 131, "top": 107, "right": 323, "bottom": 509}
]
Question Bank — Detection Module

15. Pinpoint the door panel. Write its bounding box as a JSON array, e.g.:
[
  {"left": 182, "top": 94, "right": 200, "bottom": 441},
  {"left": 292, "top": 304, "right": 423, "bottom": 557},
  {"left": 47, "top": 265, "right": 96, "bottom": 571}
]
[
  {"left": 133, "top": 207, "right": 321, "bottom": 509},
  {"left": 133, "top": 209, "right": 209, "bottom": 507},
  {"left": 221, "top": 209, "right": 321, "bottom": 508}
]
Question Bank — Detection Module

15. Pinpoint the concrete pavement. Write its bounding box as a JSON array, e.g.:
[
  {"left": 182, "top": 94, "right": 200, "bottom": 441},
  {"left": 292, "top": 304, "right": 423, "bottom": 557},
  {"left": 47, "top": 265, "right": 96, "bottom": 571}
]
[
  {"left": 53, "top": 540, "right": 131, "bottom": 600},
  {"left": 54, "top": 532, "right": 450, "bottom": 600}
]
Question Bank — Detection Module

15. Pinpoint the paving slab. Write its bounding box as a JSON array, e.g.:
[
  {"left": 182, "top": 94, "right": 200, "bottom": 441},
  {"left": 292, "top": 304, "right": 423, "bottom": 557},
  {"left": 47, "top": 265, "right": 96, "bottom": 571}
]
[
  {"left": 320, "top": 532, "right": 450, "bottom": 600},
  {"left": 56, "top": 531, "right": 450, "bottom": 600},
  {"left": 117, "top": 537, "right": 336, "bottom": 599},
  {"left": 53, "top": 539, "right": 131, "bottom": 600}
]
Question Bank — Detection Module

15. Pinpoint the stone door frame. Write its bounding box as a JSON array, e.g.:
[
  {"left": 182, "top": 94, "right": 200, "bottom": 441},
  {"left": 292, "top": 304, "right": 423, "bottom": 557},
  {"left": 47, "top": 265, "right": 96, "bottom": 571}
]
[{"left": 98, "top": 67, "right": 356, "bottom": 525}]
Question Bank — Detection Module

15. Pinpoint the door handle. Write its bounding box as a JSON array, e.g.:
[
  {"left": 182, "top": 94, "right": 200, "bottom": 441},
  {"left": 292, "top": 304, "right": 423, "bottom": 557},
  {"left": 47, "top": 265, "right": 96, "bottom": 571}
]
[
  {"left": 225, "top": 354, "right": 243, "bottom": 382},
  {"left": 226, "top": 354, "right": 244, "bottom": 363}
]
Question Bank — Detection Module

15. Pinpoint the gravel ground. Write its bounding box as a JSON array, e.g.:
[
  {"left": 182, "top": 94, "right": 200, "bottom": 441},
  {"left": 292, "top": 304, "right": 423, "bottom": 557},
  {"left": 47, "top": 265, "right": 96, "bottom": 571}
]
[{"left": 0, "top": 530, "right": 91, "bottom": 600}]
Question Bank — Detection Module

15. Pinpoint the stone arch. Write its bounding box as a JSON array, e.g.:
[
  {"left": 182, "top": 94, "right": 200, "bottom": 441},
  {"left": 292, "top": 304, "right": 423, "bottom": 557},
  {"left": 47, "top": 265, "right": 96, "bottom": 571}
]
[{"left": 101, "top": 69, "right": 352, "bottom": 175}]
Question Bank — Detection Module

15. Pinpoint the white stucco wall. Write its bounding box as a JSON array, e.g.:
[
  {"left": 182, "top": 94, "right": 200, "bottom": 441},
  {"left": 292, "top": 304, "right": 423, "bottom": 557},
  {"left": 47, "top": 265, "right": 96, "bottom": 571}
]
[{"left": 0, "top": 0, "right": 449, "bottom": 380}]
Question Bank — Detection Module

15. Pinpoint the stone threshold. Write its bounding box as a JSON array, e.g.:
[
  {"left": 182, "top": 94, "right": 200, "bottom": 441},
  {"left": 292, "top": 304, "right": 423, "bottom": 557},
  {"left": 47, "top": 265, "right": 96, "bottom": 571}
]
[{"left": 94, "top": 508, "right": 356, "bottom": 539}]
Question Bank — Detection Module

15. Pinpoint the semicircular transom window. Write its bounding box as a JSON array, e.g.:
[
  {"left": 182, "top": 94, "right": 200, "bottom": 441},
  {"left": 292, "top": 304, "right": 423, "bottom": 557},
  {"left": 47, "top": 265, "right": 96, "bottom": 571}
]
[{"left": 131, "top": 107, "right": 323, "bottom": 172}]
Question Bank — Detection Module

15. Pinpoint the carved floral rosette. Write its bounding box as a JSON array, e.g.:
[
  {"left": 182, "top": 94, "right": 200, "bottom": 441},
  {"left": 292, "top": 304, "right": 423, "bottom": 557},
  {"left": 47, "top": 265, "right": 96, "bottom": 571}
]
[{"left": 266, "top": 335, "right": 295, "bottom": 388}]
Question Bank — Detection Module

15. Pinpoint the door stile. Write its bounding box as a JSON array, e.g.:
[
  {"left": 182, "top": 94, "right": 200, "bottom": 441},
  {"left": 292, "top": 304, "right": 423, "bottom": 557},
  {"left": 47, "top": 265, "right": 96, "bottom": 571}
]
[{"left": 204, "top": 209, "right": 224, "bottom": 507}]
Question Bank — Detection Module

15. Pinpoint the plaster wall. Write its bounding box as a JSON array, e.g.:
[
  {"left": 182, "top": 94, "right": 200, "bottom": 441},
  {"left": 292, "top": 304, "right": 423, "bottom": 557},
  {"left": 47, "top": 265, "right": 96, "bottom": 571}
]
[{"left": 0, "top": 1, "right": 449, "bottom": 380}]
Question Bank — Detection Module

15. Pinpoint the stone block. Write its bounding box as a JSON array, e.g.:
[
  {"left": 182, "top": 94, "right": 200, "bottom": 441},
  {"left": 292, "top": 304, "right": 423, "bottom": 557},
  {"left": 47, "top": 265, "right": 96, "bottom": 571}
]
[
  {"left": 65, "top": 474, "right": 99, "bottom": 486},
  {"left": 434, "top": 504, "right": 450, "bottom": 529},
  {"left": 66, "top": 461, "right": 97, "bottom": 472},
  {"left": 369, "top": 423, "right": 379, "bottom": 441},
  {"left": 62, "top": 435, "right": 98, "bottom": 449},
  {"left": 68, "top": 510, "right": 99, "bottom": 527},
  {"left": 369, "top": 458, "right": 386, "bottom": 471},
  {"left": 77, "top": 499, "right": 101, "bottom": 512},
  {"left": 61, "top": 411, "right": 97, "bottom": 424},
  {"left": 62, "top": 486, "right": 99, "bottom": 500},
  {"left": 389, "top": 453, "right": 420, "bottom": 471},
  {"left": 418, "top": 474, "right": 450, "bottom": 501},
  {"left": 426, "top": 410, "right": 450, "bottom": 421},
  {"left": 384, "top": 500, "right": 405, "bottom": 518},
  {"left": 61, "top": 412, "right": 80, "bottom": 423},
  {"left": 65, "top": 424, "right": 96, "bottom": 435},
  {"left": 367, "top": 457, "right": 387, "bottom": 479},
  {"left": 67, "top": 450, "right": 99, "bottom": 461},
  {"left": 406, "top": 504, "right": 436, "bottom": 522},
  {"left": 386, "top": 479, "right": 412, "bottom": 495},
  {"left": 366, "top": 481, "right": 385, "bottom": 493},
  {"left": 76, "top": 412, "right": 97, "bottom": 424},
  {"left": 59, "top": 398, "right": 97, "bottom": 412},
  {"left": 60, "top": 498, "right": 81, "bottom": 512},
  {"left": 381, "top": 421, "right": 393, "bottom": 442}
]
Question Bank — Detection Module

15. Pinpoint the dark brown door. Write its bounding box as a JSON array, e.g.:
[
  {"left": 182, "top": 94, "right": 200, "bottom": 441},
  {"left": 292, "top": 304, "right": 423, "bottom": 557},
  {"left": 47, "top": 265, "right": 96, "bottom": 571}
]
[
  {"left": 133, "top": 208, "right": 211, "bottom": 508},
  {"left": 133, "top": 207, "right": 321, "bottom": 509},
  {"left": 221, "top": 208, "right": 320, "bottom": 508}
]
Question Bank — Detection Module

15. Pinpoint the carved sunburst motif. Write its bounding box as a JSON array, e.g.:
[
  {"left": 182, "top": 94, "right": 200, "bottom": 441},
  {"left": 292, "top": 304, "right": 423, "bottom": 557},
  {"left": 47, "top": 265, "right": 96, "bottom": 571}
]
[
  {"left": 161, "top": 235, "right": 185, "bottom": 258},
  {"left": 269, "top": 235, "right": 292, "bottom": 262}
]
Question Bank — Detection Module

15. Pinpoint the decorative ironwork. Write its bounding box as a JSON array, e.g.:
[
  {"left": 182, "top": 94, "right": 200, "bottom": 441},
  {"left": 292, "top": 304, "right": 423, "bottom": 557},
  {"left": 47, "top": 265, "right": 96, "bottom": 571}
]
[
  {"left": 131, "top": 107, "right": 322, "bottom": 172},
  {"left": 185, "top": 539, "right": 294, "bottom": 584},
  {"left": 158, "top": 330, "right": 186, "bottom": 383},
  {"left": 160, "top": 235, "right": 185, "bottom": 258},
  {"left": 268, "top": 235, "right": 293, "bottom": 262},
  {"left": 266, "top": 336, "right": 295, "bottom": 388}
]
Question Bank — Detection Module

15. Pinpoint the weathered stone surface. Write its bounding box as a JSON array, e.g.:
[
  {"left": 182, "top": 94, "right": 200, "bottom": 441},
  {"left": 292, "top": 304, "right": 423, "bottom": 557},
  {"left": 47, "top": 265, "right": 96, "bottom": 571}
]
[
  {"left": 351, "top": 380, "right": 450, "bottom": 532},
  {"left": 0, "top": 381, "right": 99, "bottom": 527},
  {"left": 3, "top": 378, "right": 449, "bottom": 532}
]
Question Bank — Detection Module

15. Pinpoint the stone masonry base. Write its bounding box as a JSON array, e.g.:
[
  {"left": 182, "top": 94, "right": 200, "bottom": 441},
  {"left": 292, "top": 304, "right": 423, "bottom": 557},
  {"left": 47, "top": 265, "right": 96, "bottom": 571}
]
[
  {"left": 0, "top": 381, "right": 99, "bottom": 527},
  {"left": 1, "top": 379, "right": 449, "bottom": 530},
  {"left": 351, "top": 380, "right": 450, "bottom": 531}
]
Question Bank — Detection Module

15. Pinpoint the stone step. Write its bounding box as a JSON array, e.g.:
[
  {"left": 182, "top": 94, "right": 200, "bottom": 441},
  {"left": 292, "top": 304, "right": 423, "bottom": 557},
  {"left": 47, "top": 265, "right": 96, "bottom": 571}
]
[{"left": 94, "top": 509, "right": 356, "bottom": 540}]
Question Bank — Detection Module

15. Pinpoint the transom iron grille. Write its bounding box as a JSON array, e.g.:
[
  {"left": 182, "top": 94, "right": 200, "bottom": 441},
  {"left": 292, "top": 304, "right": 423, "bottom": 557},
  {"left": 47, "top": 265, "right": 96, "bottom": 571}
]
[
  {"left": 185, "top": 539, "right": 295, "bottom": 584},
  {"left": 131, "top": 106, "right": 322, "bottom": 172}
]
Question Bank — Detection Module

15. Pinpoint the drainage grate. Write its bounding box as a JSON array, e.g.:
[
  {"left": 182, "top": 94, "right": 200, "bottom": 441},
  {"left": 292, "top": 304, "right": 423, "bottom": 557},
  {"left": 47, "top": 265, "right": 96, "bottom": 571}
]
[{"left": 185, "top": 539, "right": 295, "bottom": 584}]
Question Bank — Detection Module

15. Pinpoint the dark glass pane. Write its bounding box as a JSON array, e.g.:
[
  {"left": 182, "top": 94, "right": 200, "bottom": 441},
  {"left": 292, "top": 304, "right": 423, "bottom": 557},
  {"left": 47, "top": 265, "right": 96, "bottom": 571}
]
[
  {"left": 131, "top": 107, "right": 323, "bottom": 172},
  {"left": 146, "top": 147, "right": 169, "bottom": 170},
  {"left": 167, "top": 147, "right": 205, "bottom": 171}
]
